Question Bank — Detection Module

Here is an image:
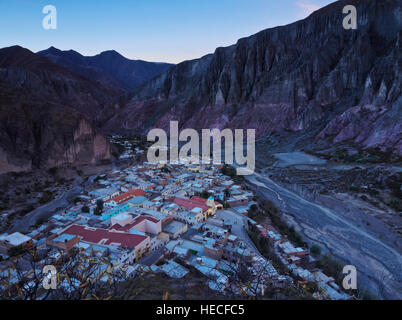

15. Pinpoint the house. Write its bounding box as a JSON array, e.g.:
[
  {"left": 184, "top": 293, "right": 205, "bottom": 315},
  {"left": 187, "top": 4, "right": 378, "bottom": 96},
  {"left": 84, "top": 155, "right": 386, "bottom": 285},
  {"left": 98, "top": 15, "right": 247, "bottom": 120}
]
[
  {"left": 0, "top": 232, "right": 33, "bottom": 254},
  {"left": 60, "top": 225, "right": 144, "bottom": 248},
  {"left": 120, "top": 184, "right": 132, "bottom": 192},
  {"left": 46, "top": 233, "right": 80, "bottom": 251},
  {"left": 278, "top": 241, "right": 310, "bottom": 267},
  {"left": 226, "top": 195, "right": 249, "bottom": 207},
  {"left": 204, "top": 242, "right": 223, "bottom": 260},
  {"left": 220, "top": 180, "right": 235, "bottom": 188},
  {"left": 104, "top": 189, "right": 146, "bottom": 208},
  {"left": 191, "top": 196, "right": 223, "bottom": 210},
  {"left": 127, "top": 196, "right": 147, "bottom": 207},
  {"left": 223, "top": 245, "right": 254, "bottom": 263},
  {"left": 142, "top": 200, "right": 162, "bottom": 211},
  {"left": 110, "top": 212, "right": 135, "bottom": 227},
  {"left": 161, "top": 203, "right": 181, "bottom": 215},
  {"left": 137, "top": 208, "right": 173, "bottom": 225},
  {"left": 232, "top": 206, "right": 249, "bottom": 215},
  {"left": 171, "top": 210, "right": 200, "bottom": 225},
  {"left": 172, "top": 197, "right": 213, "bottom": 219},
  {"left": 190, "top": 207, "right": 205, "bottom": 222},
  {"left": 163, "top": 221, "right": 188, "bottom": 239},
  {"left": 60, "top": 224, "right": 150, "bottom": 258},
  {"left": 89, "top": 188, "right": 120, "bottom": 202},
  {"left": 158, "top": 260, "right": 189, "bottom": 278},
  {"left": 110, "top": 215, "right": 162, "bottom": 236},
  {"left": 102, "top": 202, "right": 131, "bottom": 221},
  {"left": 173, "top": 246, "right": 190, "bottom": 259}
]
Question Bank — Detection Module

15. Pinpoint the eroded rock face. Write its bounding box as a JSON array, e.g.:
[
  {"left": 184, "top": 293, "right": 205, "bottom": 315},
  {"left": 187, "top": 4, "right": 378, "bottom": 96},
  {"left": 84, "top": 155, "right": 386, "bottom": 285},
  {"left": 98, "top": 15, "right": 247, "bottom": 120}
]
[
  {"left": 106, "top": 0, "right": 401, "bottom": 158},
  {"left": 0, "top": 46, "right": 114, "bottom": 174}
]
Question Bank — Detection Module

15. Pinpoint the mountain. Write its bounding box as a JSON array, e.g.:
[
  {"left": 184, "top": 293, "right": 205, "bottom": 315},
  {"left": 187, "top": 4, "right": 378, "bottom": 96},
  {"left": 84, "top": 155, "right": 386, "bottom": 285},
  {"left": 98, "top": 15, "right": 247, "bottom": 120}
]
[
  {"left": 0, "top": 46, "right": 119, "bottom": 174},
  {"left": 37, "top": 47, "right": 174, "bottom": 91},
  {"left": 105, "top": 0, "right": 401, "bottom": 160}
]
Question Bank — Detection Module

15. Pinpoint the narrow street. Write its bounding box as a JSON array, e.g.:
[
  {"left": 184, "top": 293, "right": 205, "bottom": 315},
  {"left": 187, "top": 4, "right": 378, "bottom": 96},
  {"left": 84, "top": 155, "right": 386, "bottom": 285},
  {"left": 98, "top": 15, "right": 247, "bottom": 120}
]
[{"left": 214, "top": 209, "right": 260, "bottom": 256}]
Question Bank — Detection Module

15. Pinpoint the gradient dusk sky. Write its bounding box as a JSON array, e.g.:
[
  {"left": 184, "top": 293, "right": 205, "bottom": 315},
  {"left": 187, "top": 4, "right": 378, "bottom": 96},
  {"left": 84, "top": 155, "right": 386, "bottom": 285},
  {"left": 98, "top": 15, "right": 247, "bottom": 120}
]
[{"left": 0, "top": 0, "right": 335, "bottom": 63}]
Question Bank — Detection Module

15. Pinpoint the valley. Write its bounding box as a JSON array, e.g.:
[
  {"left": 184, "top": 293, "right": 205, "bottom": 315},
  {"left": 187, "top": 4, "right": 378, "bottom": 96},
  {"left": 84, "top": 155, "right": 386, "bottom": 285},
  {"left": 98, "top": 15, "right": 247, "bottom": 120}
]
[
  {"left": 0, "top": 0, "right": 400, "bottom": 301},
  {"left": 245, "top": 149, "right": 402, "bottom": 299}
]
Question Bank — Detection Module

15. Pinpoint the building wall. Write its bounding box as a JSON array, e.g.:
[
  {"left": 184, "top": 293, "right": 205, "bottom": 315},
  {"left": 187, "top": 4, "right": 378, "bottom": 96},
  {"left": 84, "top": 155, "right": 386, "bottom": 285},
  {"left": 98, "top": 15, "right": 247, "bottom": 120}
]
[
  {"left": 0, "top": 239, "right": 33, "bottom": 254},
  {"left": 204, "top": 246, "right": 223, "bottom": 260},
  {"left": 46, "top": 236, "right": 80, "bottom": 251},
  {"left": 111, "top": 214, "right": 133, "bottom": 227}
]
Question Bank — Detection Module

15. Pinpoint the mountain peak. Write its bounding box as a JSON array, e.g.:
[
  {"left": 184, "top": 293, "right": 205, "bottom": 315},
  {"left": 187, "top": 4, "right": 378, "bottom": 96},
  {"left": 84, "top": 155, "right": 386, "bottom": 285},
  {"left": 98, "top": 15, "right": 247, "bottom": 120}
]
[
  {"left": 98, "top": 49, "right": 126, "bottom": 59},
  {"left": 36, "top": 47, "right": 173, "bottom": 91},
  {"left": 0, "top": 45, "right": 54, "bottom": 70},
  {"left": 106, "top": 0, "right": 401, "bottom": 160}
]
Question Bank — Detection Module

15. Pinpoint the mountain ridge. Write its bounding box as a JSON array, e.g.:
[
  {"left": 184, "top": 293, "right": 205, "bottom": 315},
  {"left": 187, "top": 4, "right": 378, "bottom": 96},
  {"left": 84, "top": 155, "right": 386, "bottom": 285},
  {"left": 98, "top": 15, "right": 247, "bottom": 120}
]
[
  {"left": 105, "top": 0, "right": 401, "bottom": 160},
  {"left": 0, "top": 46, "right": 118, "bottom": 173},
  {"left": 37, "top": 47, "right": 174, "bottom": 91}
]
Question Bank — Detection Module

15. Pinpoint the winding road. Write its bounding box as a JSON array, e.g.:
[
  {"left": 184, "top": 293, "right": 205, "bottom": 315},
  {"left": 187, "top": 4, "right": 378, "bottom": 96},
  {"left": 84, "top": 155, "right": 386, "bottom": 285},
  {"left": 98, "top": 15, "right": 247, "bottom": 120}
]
[{"left": 10, "top": 178, "right": 84, "bottom": 234}]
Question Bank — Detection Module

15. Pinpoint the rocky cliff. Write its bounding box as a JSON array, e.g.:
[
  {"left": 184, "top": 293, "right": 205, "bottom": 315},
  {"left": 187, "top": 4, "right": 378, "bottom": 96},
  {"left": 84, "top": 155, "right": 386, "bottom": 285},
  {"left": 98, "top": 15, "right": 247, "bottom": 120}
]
[
  {"left": 105, "top": 0, "right": 401, "bottom": 159},
  {"left": 0, "top": 46, "right": 115, "bottom": 174}
]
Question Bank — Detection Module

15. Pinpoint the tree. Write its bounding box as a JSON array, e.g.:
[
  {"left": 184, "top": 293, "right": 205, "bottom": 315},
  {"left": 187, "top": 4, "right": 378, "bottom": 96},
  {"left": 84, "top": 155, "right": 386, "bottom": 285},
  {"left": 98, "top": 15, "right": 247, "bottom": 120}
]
[
  {"left": 96, "top": 200, "right": 104, "bottom": 213},
  {"left": 310, "top": 244, "right": 322, "bottom": 257},
  {"left": 7, "top": 245, "right": 26, "bottom": 257},
  {"left": 39, "top": 191, "right": 54, "bottom": 205},
  {"left": 200, "top": 191, "right": 209, "bottom": 199},
  {"left": 81, "top": 206, "right": 90, "bottom": 213},
  {"left": 0, "top": 247, "right": 126, "bottom": 300},
  {"left": 94, "top": 207, "right": 102, "bottom": 216}
]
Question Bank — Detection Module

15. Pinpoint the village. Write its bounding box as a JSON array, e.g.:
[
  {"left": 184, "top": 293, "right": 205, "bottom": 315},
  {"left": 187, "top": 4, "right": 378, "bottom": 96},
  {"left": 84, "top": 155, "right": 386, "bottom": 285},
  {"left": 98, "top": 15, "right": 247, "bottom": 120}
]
[{"left": 0, "top": 149, "right": 352, "bottom": 300}]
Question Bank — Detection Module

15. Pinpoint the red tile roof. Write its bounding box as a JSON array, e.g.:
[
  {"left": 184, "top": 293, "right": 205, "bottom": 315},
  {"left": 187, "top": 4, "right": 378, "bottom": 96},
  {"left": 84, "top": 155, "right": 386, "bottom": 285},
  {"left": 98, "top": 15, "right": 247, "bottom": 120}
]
[
  {"left": 106, "top": 189, "right": 146, "bottom": 205},
  {"left": 62, "top": 224, "right": 148, "bottom": 248},
  {"left": 109, "top": 216, "right": 159, "bottom": 233},
  {"left": 172, "top": 197, "right": 209, "bottom": 212},
  {"left": 191, "top": 196, "right": 221, "bottom": 207}
]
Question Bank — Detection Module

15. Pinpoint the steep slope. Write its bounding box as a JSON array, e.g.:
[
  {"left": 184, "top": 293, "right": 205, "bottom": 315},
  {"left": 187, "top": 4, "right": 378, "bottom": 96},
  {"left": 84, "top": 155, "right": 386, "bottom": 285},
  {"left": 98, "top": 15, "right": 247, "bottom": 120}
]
[
  {"left": 106, "top": 0, "right": 401, "bottom": 159},
  {"left": 0, "top": 46, "right": 117, "bottom": 173},
  {"left": 37, "top": 47, "right": 173, "bottom": 91}
]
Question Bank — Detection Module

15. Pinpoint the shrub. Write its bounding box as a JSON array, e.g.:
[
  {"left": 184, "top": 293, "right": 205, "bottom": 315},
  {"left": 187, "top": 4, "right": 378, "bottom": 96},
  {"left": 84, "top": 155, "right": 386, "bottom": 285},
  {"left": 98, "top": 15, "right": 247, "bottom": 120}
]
[
  {"left": 19, "top": 204, "right": 35, "bottom": 216},
  {"left": 73, "top": 197, "right": 81, "bottom": 204},
  {"left": 94, "top": 207, "right": 102, "bottom": 216},
  {"left": 7, "top": 245, "right": 26, "bottom": 257},
  {"left": 96, "top": 199, "right": 104, "bottom": 212},
  {"left": 317, "top": 254, "right": 343, "bottom": 283},
  {"left": 310, "top": 244, "right": 322, "bottom": 257},
  {"left": 39, "top": 191, "right": 54, "bottom": 204}
]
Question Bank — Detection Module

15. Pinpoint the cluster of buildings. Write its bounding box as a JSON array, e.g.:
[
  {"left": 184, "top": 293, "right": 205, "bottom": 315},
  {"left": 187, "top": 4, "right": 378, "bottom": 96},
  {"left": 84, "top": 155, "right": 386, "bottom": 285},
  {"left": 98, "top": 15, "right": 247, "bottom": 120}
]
[
  {"left": 247, "top": 220, "right": 351, "bottom": 299},
  {"left": 0, "top": 162, "right": 262, "bottom": 293},
  {"left": 0, "top": 159, "right": 351, "bottom": 299}
]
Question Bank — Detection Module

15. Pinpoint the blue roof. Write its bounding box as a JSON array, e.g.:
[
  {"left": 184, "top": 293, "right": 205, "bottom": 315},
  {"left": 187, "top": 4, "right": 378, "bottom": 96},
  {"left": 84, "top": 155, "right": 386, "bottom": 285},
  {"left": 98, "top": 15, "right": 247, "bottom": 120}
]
[
  {"left": 129, "top": 229, "right": 146, "bottom": 236},
  {"left": 128, "top": 196, "right": 147, "bottom": 205},
  {"left": 53, "top": 234, "right": 76, "bottom": 242}
]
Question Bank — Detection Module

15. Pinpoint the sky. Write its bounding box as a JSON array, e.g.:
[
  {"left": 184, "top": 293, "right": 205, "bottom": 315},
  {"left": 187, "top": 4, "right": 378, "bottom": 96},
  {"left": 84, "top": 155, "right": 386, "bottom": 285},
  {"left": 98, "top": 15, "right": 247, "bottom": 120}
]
[{"left": 0, "top": 0, "right": 335, "bottom": 63}]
